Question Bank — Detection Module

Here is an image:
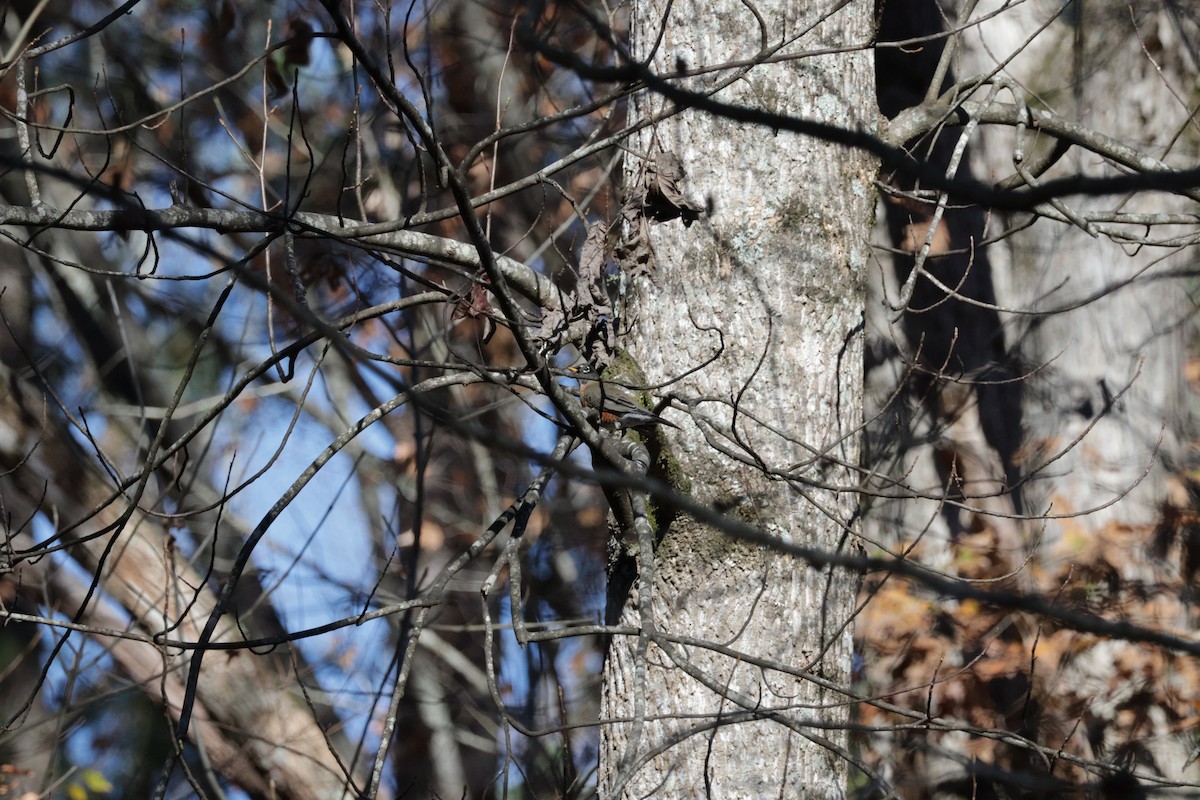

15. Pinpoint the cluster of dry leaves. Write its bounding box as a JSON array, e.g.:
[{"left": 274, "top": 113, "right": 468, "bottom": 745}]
[
  {"left": 531, "top": 151, "right": 704, "bottom": 370},
  {"left": 856, "top": 479, "right": 1200, "bottom": 796}
]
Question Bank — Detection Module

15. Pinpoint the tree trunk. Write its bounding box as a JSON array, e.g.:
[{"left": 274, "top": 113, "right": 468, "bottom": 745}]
[
  {"left": 598, "top": 1, "right": 877, "bottom": 796},
  {"left": 959, "top": 0, "right": 1188, "bottom": 538},
  {"left": 960, "top": 2, "right": 1196, "bottom": 783},
  {"left": 859, "top": 2, "right": 1199, "bottom": 794}
]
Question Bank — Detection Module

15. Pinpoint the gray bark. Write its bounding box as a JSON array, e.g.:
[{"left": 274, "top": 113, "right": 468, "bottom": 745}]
[
  {"left": 958, "top": 2, "right": 1197, "bottom": 784},
  {"left": 598, "top": 1, "right": 878, "bottom": 796},
  {"left": 857, "top": 1, "right": 1199, "bottom": 792},
  {"left": 959, "top": 0, "right": 1189, "bottom": 537}
]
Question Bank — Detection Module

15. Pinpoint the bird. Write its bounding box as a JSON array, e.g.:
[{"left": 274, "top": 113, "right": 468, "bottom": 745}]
[{"left": 569, "top": 367, "right": 678, "bottom": 431}]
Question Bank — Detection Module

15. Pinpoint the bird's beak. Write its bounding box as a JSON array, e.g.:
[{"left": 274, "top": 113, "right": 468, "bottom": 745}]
[{"left": 565, "top": 363, "right": 599, "bottom": 380}]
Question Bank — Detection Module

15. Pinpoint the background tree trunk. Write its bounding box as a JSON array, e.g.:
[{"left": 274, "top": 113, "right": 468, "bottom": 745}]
[
  {"left": 861, "top": 2, "right": 1200, "bottom": 795},
  {"left": 598, "top": 1, "right": 878, "bottom": 796},
  {"left": 961, "top": 0, "right": 1196, "bottom": 782}
]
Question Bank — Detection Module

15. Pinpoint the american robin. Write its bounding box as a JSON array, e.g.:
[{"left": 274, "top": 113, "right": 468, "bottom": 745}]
[{"left": 570, "top": 367, "right": 678, "bottom": 430}]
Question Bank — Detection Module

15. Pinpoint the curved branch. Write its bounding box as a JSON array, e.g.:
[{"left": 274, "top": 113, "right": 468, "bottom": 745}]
[
  {"left": 887, "top": 91, "right": 1200, "bottom": 203},
  {"left": 0, "top": 203, "right": 560, "bottom": 308}
]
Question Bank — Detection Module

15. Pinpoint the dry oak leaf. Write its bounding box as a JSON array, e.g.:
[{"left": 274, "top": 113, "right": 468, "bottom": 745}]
[
  {"left": 451, "top": 281, "right": 497, "bottom": 344},
  {"left": 614, "top": 151, "right": 704, "bottom": 277}
]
